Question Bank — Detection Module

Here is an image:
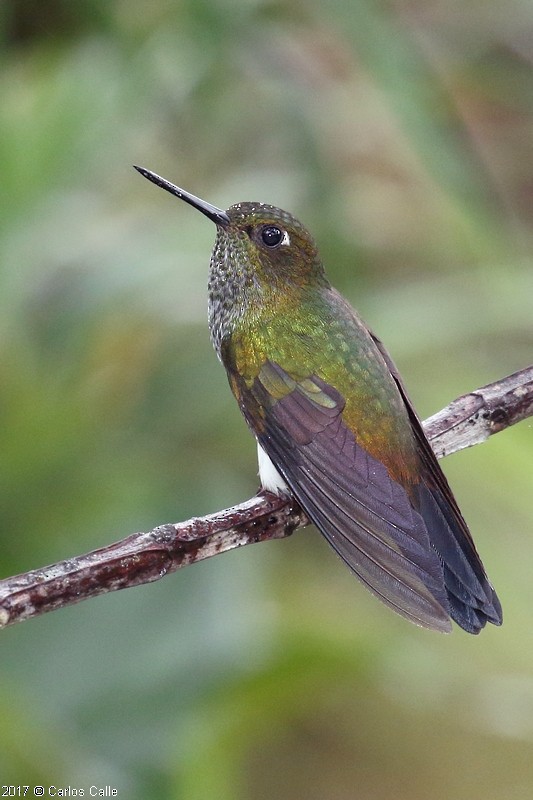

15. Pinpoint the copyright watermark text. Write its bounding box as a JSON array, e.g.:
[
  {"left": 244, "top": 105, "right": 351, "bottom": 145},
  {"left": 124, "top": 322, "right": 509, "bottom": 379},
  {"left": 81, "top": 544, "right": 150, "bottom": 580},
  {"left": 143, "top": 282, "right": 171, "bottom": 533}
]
[{"left": 2, "top": 788, "right": 118, "bottom": 797}]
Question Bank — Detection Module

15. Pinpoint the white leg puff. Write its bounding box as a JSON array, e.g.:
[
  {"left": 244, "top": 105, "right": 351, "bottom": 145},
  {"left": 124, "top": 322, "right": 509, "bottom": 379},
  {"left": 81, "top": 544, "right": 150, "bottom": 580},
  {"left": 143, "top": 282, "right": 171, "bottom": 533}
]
[{"left": 257, "top": 442, "right": 289, "bottom": 495}]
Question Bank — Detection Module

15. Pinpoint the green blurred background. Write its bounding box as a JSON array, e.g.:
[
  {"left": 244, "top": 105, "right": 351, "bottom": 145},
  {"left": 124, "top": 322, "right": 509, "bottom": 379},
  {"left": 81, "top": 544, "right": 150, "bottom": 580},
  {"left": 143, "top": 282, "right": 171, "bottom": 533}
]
[{"left": 1, "top": 1, "right": 533, "bottom": 797}]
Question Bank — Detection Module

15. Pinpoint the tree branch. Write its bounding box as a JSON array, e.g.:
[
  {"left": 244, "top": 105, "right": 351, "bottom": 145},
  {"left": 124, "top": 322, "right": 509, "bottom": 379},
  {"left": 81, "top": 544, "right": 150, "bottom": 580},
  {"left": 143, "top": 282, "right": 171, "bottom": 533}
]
[{"left": 1, "top": 365, "right": 531, "bottom": 630}]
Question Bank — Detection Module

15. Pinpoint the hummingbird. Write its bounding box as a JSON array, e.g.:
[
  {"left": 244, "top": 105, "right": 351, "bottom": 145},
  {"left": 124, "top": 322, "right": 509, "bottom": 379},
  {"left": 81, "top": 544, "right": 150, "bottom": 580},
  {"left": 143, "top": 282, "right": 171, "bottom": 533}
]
[{"left": 134, "top": 165, "right": 502, "bottom": 634}]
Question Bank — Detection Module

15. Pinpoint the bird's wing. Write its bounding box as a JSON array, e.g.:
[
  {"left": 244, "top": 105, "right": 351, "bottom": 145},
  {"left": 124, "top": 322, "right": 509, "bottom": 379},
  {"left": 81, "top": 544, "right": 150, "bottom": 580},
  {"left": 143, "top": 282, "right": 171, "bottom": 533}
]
[
  {"left": 227, "top": 357, "right": 453, "bottom": 632},
  {"left": 368, "top": 333, "right": 502, "bottom": 632}
]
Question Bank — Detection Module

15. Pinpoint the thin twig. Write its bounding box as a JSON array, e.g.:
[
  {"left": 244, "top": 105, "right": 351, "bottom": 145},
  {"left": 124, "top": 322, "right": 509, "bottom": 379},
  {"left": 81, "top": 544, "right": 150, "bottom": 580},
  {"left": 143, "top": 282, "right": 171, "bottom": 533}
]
[
  {"left": 0, "top": 365, "right": 531, "bottom": 630},
  {"left": 424, "top": 365, "right": 533, "bottom": 458}
]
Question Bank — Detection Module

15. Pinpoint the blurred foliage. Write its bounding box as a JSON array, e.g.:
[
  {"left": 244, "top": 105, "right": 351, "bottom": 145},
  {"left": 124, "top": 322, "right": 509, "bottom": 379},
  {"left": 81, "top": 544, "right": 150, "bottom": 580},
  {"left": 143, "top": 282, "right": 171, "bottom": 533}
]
[{"left": 1, "top": 0, "right": 533, "bottom": 797}]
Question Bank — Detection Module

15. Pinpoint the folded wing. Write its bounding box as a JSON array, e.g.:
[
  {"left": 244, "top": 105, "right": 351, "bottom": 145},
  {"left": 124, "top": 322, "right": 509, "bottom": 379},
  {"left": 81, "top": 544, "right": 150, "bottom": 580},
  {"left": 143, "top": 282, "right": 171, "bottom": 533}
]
[{"left": 238, "top": 359, "right": 455, "bottom": 632}]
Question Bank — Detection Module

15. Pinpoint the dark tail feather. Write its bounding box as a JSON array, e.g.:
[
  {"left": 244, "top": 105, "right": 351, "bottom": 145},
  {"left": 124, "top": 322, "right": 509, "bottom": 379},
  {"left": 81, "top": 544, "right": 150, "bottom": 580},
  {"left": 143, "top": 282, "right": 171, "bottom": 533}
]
[{"left": 417, "top": 483, "right": 502, "bottom": 634}]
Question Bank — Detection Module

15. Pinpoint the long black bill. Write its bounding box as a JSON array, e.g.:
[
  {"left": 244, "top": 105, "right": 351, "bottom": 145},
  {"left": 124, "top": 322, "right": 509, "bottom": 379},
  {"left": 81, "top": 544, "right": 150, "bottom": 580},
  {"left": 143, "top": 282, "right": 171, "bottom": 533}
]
[{"left": 133, "top": 165, "right": 230, "bottom": 226}]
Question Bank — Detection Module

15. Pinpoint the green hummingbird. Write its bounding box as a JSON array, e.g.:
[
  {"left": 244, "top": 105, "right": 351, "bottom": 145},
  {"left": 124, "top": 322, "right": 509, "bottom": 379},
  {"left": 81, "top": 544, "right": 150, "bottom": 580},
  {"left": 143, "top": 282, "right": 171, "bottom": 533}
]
[{"left": 135, "top": 165, "right": 502, "bottom": 634}]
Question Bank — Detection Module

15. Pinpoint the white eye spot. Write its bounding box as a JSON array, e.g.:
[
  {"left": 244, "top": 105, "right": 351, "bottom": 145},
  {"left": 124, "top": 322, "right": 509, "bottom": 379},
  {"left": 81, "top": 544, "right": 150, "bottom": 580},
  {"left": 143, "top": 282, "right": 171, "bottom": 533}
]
[{"left": 281, "top": 230, "right": 290, "bottom": 246}]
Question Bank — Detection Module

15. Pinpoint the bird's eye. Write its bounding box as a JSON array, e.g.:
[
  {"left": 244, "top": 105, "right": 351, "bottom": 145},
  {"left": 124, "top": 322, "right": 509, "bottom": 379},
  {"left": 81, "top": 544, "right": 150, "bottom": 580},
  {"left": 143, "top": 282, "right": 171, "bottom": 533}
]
[{"left": 261, "top": 225, "right": 283, "bottom": 248}]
